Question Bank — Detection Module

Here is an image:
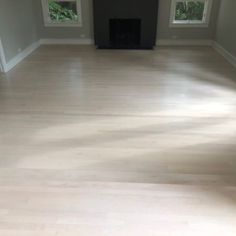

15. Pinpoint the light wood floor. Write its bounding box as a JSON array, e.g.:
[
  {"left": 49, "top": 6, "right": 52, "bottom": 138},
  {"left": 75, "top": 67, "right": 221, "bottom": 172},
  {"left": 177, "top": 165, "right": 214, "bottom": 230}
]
[{"left": 0, "top": 45, "right": 236, "bottom": 235}]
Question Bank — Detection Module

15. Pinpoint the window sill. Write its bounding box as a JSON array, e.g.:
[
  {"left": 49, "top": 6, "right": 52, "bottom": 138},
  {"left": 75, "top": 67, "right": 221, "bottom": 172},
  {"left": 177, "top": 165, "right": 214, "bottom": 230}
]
[
  {"left": 44, "top": 22, "right": 82, "bottom": 27},
  {"left": 169, "top": 22, "right": 209, "bottom": 28}
]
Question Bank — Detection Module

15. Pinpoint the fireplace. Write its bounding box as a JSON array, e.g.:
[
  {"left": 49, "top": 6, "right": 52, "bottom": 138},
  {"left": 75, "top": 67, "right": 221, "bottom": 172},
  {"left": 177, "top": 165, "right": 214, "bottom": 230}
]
[
  {"left": 93, "top": 0, "right": 159, "bottom": 49},
  {"left": 110, "top": 19, "right": 141, "bottom": 49}
]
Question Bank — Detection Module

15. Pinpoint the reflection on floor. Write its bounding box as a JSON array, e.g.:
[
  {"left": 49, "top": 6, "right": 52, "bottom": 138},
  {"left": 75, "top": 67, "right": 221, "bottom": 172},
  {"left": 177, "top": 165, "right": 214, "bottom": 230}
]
[{"left": 0, "top": 46, "right": 236, "bottom": 235}]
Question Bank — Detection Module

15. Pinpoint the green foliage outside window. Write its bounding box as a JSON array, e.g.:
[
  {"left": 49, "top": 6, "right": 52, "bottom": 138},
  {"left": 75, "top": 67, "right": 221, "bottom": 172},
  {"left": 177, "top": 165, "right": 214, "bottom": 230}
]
[
  {"left": 175, "top": 1, "right": 205, "bottom": 21},
  {"left": 49, "top": 1, "right": 78, "bottom": 22}
]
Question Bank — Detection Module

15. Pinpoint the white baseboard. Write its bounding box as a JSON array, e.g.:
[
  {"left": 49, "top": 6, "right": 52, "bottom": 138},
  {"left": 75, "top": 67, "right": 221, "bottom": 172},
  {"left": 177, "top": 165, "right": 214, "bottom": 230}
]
[
  {"left": 40, "top": 38, "right": 93, "bottom": 45},
  {"left": 0, "top": 38, "right": 7, "bottom": 73},
  {"left": 156, "top": 39, "right": 213, "bottom": 46},
  {"left": 4, "top": 40, "right": 40, "bottom": 73},
  {"left": 213, "top": 42, "right": 236, "bottom": 68},
  {"left": 2, "top": 37, "right": 235, "bottom": 73},
  {"left": 0, "top": 38, "right": 93, "bottom": 73}
]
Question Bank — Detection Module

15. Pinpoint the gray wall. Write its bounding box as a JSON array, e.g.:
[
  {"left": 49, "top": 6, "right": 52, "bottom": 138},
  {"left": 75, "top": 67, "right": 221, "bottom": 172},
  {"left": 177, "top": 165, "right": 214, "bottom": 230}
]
[
  {"left": 35, "top": 0, "right": 220, "bottom": 41},
  {"left": 215, "top": 0, "right": 236, "bottom": 57},
  {"left": 0, "top": 0, "right": 228, "bottom": 64},
  {"left": 0, "top": 0, "right": 39, "bottom": 62},
  {"left": 34, "top": 0, "right": 94, "bottom": 39}
]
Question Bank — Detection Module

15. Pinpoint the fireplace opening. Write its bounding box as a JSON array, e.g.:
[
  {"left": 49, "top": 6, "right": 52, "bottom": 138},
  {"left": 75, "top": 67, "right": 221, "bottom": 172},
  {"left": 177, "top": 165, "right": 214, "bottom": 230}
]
[{"left": 109, "top": 19, "right": 141, "bottom": 49}]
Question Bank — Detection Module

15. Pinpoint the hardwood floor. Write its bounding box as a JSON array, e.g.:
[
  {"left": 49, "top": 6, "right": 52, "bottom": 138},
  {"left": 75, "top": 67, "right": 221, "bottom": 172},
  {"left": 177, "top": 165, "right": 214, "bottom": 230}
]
[{"left": 0, "top": 45, "right": 236, "bottom": 235}]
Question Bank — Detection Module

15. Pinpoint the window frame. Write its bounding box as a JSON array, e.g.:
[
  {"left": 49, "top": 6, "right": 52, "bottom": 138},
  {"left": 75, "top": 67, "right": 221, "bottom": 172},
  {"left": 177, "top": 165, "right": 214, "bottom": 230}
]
[
  {"left": 169, "top": 0, "right": 213, "bottom": 28},
  {"left": 41, "top": 0, "right": 82, "bottom": 27}
]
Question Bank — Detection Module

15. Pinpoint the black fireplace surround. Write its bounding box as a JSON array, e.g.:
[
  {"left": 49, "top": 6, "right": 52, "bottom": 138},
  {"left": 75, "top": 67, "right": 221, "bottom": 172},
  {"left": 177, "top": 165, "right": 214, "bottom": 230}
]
[{"left": 93, "top": 0, "right": 159, "bottom": 49}]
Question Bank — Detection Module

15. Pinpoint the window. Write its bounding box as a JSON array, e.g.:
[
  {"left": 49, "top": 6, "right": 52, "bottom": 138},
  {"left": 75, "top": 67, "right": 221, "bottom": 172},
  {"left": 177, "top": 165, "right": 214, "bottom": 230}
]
[
  {"left": 170, "top": 0, "right": 213, "bottom": 27},
  {"left": 41, "top": 0, "right": 82, "bottom": 27}
]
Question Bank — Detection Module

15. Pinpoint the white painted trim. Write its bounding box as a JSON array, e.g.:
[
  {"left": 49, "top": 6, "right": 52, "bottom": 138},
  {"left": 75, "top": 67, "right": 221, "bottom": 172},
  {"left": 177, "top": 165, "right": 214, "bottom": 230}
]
[
  {"left": 169, "top": 0, "right": 213, "bottom": 28},
  {"left": 0, "top": 38, "right": 7, "bottom": 73},
  {"left": 2, "top": 38, "right": 235, "bottom": 73},
  {"left": 1, "top": 38, "right": 93, "bottom": 73},
  {"left": 169, "top": 22, "right": 209, "bottom": 28},
  {"left": 213, "top": 42, "right": 236, "bottom": 68},
  {"left": 41, "top": 0, "right": 83, "bottom": 27},
  {"left": 4, "top": 41, "right": 40, "bottom": 73},
  {"left": 0, "top": 62, "right": 2, "bottom": 73},
  {"left": 40, "top": 38, "right": 93, "bottom": 45},
  {"left": 156, "top": 39, "right": 213, "bottom": 46}
]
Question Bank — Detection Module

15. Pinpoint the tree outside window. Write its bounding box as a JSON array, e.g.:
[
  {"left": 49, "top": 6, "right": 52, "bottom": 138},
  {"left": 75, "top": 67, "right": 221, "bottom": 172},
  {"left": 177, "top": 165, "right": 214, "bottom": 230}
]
[
  {"left": 49, "top": 1, "right": 78, "bottom": 23},
  {"left": 175, "top": 1, "right": 205, "bottom": 21}
]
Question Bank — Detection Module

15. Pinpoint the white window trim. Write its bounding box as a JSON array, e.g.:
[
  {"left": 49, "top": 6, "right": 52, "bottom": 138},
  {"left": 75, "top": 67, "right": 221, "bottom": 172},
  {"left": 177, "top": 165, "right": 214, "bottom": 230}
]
[
  {"left": 169, "top": 0, "right": 213, "bottom": 28},
  {"left": 41, "top": 0, "right": 82, "bottom": 27}
]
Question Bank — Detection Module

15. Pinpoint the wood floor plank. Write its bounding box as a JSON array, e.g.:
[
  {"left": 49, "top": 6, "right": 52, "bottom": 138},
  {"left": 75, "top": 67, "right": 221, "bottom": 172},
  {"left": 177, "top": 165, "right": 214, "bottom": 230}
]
[{"left": 0, "top": 45, "right": 236, "bottom": 235}]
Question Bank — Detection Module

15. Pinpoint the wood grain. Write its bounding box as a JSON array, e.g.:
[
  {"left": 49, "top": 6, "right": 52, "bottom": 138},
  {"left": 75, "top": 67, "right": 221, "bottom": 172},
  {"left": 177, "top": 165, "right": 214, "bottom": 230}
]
[{"left": 0, "top": 45, "right": 236, "bottom": 235}]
